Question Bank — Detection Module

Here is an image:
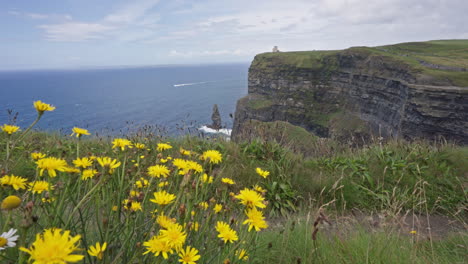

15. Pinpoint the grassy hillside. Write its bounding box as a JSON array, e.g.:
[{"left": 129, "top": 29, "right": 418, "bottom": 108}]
[
  {"left": 253, "top": 39, "right": 468, "bottom": 86},
  {"left": 1, "top": 102, "right": 466, "bottom": 263}
]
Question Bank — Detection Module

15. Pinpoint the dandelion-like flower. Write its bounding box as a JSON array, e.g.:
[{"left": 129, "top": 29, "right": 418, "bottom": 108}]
[
  {"left": 256, "top": 168, "right": 270, "bottom": 178},
  {"left": 236, "top": 249, "right": 249, "bottom": 261},
  {"left": 88, "top": 242, "right": 107, "bottom": 260},
  {"left": 81, "top": 169, "right": 98, "bottom": 180},
  {"left": 36, "top": 157, "right": 68, "bottom": 177},
  {"left": 97, "top": 157, "right": 121, "bottom": 174},
  {"left": 178, "top": 246, "right": 201, "bottom": 264},
  {"left": 0, "top": 228, "right": 19, "bottom": 251},
  {"left": 31, "top": 152, "right": 46, "bottom": 160},
  {"left": 123, "top": 199, "right": 142, "bottom": 212},
  {"left": 180, "top": 148, "right": 191, "bottom": 156},
  {"left": 70, "top": 127, "right": 90, "bottom": 138},
  {"left": 243, "top": 207, "right": 268, "bottom": 232},
  {"left": 0, "top": 175, "right": 28, "bottom": 190},
  {"left": 28, "top": 181, "right": 53, "bottom": 194},
  {"left": 73, "top": 157, "right": 93, "bottom": 168},
  {"left": 134, "top": 143, "right": 146, "bottom": 149},
  {"left": 201, "top": 174, "right": 213, "bottom": 183},
  {"left": 157, "top": 214, "right": 177, "bottom": 229},
  {"left": 200, "top": 150, "right": 222, "bottom": 164},
  {"left": 1, "top": 124, "right": 20, "bottom": 135},
  {"left": 253, "top": 184, "right": 266, "bottom": 194},
  {"left": 135, "top": 177, "right": 149, "bottom": 188},
  {"left": 215, "top": 221, "right": 238, "bottom": 243},
  {"left": 1, "top": 195, "right": 21, "bottom": 210},
  {"left": 148, "top": 165, "right": 170, "bottom": 178},
  {"left": 33, "top": 100, "right": 56, "bottom": 114},
  {"left": 199, "top": 201, "right": 209, "bottom": 210},
  {"left": 157, "top": 143, "right": 172, "bottom": 152},
  {"left": 150, "top": 191, "right": 176, "bottom": 205},
  {"left": 214, "top": 204, "right": 223, "bottom": 213},
  {"left": 112, "top": 138, "right": 132, "bottom": 151},
  {"left": 143, "top": 235, "right": 173, "bottom": 259},
  {"left": 20, "top": 228, "right": 83, "bottom": 263},
  {"left": 221, "top": 178, "right": 235, "bottom": 185},
  {"left": 235, "top": 188, "right": 266, "bottom": 209},
  {"left": 159, "top": 223, "right": 187, "bottom": 249}
]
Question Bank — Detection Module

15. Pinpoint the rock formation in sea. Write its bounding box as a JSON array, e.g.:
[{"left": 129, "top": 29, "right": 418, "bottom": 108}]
[{"left": 208, "top": 104, "right": 222, "bottom": 130}]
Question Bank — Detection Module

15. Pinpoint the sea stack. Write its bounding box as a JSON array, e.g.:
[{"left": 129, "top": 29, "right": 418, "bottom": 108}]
[{"left": 208, "top": 104, "right": 222, "bottom": 130}]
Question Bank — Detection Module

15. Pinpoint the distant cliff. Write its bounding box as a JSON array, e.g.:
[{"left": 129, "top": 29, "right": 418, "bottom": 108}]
[{"left": 232, "top": 40, "right": 468, "bottom": 144}]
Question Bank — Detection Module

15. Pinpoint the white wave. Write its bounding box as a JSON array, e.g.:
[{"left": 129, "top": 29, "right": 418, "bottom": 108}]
[
  {"left": 198, "top": 125, "right": 232, "bottom": 136},
  {"left": 173, "top": 81, "right": 208, "bottom": 87}
]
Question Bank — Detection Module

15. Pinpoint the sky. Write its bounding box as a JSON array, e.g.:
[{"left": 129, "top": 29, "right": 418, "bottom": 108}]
[{"left": 1, "top": 0, "right": 467, "bottom": 70}]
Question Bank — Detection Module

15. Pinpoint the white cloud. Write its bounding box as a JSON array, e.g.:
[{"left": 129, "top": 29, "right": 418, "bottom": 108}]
[{"left": 38, "top": 23, "right": 114, "bottom": 42}]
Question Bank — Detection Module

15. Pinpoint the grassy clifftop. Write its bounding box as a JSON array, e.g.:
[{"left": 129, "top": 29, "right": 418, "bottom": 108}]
[{"left": 252, "top": 39, "right": 468, "bottom": 86}]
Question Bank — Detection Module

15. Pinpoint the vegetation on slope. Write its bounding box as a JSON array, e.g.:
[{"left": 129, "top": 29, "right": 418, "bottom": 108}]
[{"left": 1, "top": 101, "right": 466, "bottom": 263}]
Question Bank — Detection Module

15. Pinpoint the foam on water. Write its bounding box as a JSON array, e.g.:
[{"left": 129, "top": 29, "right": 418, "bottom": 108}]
[{"left": 198, "top": 125, "right": 232, "bottom": 136}]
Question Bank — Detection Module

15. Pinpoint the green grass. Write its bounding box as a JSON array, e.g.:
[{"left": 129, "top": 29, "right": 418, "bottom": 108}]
[
  {"left": 254, "top": 39, "right": 468, "bottom": 86},
  {"left": 1, "top": 125, "right": 467, "bottom": 263},
  {"left": 252, "top": 217, "right": 467, "bottom": 264}
]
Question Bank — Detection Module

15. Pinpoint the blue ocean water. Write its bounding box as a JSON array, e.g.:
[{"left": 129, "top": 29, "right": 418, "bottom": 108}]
[{"left": 0, "top": 63, "right": 248, "bottom": 136}]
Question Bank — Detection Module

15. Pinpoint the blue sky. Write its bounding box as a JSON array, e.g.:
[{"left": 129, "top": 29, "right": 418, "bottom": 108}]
[{"left": 1, "top": 0, "right": 466, "bottom": 70}]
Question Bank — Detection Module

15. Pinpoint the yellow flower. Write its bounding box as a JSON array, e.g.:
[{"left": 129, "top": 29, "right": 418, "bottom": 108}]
[
  {"left": 256, "top": 168, "right": 270, "bottom": 178},
  {"left": 410, "top": 230, "right": 417, "bottom": 235},
  {"left": 88, "top": 242, "right": 107, "bottom": 260},
  {"left": 62, "top": 166, "right": 80, "bottom": 174},
  {"left": 243, "top": 207, "right": 268, "bottom": 232},
  {"left": 200, "top": 150, "right": 222, "bottom": 164},
  {"left": 41, "top": 197, "right": 55, "bottom": 203},
  {"left": 215, "top": 221, "right": 238, "bottom": 243},
  {"left": 73, "top": 157, "right": 93, "bottom": 168},
  {"left": 150, "top": 191, "right": 176, "bottom": 205},
  {"left": 180, "top": 148, "right": 191, "bottom": 156},
  {"left": 97, "top": 157, "right": 121, "bottom": 174},
  {"left": 1, "top": 124, "right": 20, "bottom": 134},
  {"left": 178, "top": 246, "right": 201, "bottom": 264},
  {"left": 0, "top": 175, "right": 28, "bottom": 190},
  {"left": 157, "top": 214, "right": 177, "bottom": 229},
  {"left": 235, "top": 188, "right": 266, "bottom": 209},
  {"left": 70, "top": 127, "right": 90, "bottom": 138},
  {"left": 20, "top": 228, "right": 83, "bottom": 263},
  {"left": 236, "top": 249, "right": 249, "bottom": 261},
  {"left": 221, "top": 178, "right": 235, "bottom": 185},
  {"left": 112, "top": 138, "right": 132, "bottom": 151},
  {"left": 31, "top": 152, "right": 46, "bottom": 160},
  {"left": 158, "top": 181, "right": 169, "bottom": 187},
  {"left": 81, "top": 169, "right": 97, "bottom": 180},
  {"left": 143, "top": 235, "right": 173, "bottom": 259},
  {"left": 147, "top": 165, "right": 170, "bottom": 178},
  {"left": 134, "top": 143, "right": 146, "bottom": 149},
  {"left": 157, "top": 143, "right": 172, "bottom": 152},
  {"left": 1, "top": 195, "right": 21, "bottom": 210},
  {"left": 123, "top": 199, "right": 142, "bottom": 212},
  {"left": 36, "top": 157, "right": 68, "bottom": 177},
  {"left": 201, "top": 173, "right": 213, "bottom": 183},
  {"left": 214, "top": 204, "right": 223, "bottom": 213},
  {"left": 135, "top": 177, "right": 149, "bottom": 188},
  {"left": 199, "top": 202, "right": 208, "bottom": 210},
  {"left": 159, "top": 223, "right": 186, "bottom": 249},
  {"left": 253, "top": 184, "right": 266, "bottom": 194},
  {"left": 28, "top": 181, "right": 53, "bottom": 194},
  {"left": 190, "top": 222, "right": 199, "bottom": 232},
  {"left": 34, "top": 100, "right": 56, "bottom": 114}
]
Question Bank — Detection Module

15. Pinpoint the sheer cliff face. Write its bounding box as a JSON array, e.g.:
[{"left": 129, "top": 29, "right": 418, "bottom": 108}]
[{"left": 232, "top": 49, "right": 468, "bottom": 144}]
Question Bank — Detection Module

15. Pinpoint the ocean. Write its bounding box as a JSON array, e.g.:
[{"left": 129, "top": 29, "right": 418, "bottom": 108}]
[{"left": 0, "top": 63, "right": 249, "bottom": 137}]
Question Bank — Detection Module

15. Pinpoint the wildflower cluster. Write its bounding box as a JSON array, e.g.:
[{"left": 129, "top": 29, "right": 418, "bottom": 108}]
[{"left": 0, "top": 100, "right": 271, "bottom": 263}]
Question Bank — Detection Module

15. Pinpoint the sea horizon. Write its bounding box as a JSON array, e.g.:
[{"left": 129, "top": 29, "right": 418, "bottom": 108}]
[{"left": 0, "top": 63, "right": 249, "bottom": 137}]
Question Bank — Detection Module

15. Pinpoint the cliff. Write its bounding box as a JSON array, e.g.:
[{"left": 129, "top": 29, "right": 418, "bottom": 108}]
[{"left": 232, "top": 40, "right": 468, "bottom": 144}]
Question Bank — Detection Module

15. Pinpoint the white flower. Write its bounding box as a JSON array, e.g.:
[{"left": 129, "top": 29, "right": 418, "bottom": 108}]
[{"left": 0, "top": 228, "right": 19, "bottom": 250}]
